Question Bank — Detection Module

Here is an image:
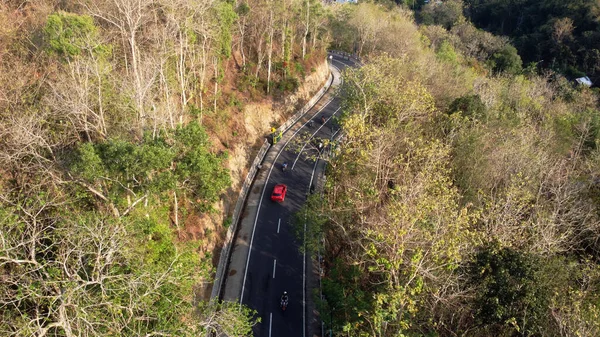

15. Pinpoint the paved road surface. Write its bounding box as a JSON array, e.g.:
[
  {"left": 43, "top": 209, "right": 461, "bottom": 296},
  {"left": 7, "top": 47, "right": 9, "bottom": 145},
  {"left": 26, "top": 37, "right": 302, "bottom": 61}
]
[{"left": 225, "top": 54, "right": 358, "bottom": 337}]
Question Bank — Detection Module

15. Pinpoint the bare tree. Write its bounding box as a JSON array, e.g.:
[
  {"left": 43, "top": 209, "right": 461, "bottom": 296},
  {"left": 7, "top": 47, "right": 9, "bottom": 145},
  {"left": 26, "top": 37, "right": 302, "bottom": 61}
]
[
  {"left": 301, "top": 0, "right": 310, "bottom": 59},
  {"left": 552, "top": 17, "right": 575, "bottom": 44},
  {"left": 279, "top": 0, "right": 290, "bottom": 60},
  {"left": 82, "top": 0, "right": 155, "bottom": 127},
  {"left": 0, "top": 191, "right": 195, "bottom": 336},
  {"left": 310, "top": 2, "right": 327, "bottom": 52},
  {"left": 266, "top": 0, "right": 275, "bottom": 93},
  {"left": 249, "top": 1, "right": 269, "bottom": 78},
  {"left": 162, "top": 0, "right": 216, "bottom": 122},
  {"left": 235, "top": 0, "right": 250, "bottom": 67},
  {"left": 44, "top": 56, "right": 109, "bottom": 142}
]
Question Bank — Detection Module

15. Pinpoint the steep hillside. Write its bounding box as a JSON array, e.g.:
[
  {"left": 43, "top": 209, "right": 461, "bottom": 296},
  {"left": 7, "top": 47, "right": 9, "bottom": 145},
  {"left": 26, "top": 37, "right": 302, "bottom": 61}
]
[
  {"left": 0, "top": 0, "right": 330, "bottom": 335},
  {"left": 306, "top": 3, "right": 600, "bottom": 336}
]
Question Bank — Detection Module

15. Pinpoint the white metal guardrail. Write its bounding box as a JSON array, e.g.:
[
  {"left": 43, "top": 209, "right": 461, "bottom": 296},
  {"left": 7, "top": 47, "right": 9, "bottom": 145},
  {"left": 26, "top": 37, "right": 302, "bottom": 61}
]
[
  {"left": 273, "top": 71, "right": 334, "bottom": 140},
  {"left": 328, "top": 50, "right": 362, "bottom": 66},
  {"left": 209, "top": 137, "right": 270, "bottom": 296},
  {"left": 210, "top": 60, "right": 334, "bottom": 301}
]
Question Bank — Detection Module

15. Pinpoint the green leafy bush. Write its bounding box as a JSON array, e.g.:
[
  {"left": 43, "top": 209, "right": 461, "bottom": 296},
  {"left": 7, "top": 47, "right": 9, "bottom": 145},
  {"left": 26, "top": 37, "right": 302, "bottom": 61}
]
[
  {"left": 44, "top": 11, "right": 110, "bottom": 58},
  {"left": 436, "top": 40, "right": 458, "bottom": 63},
  {"left": 489, "top": 45, "right": 523, "bottom": 75},
  {"left": 215, "top": 2, "right": 237, "bottom": 58},
  {"left": 174, "top": 122, "right": 231, "bottom": 210},
  {"left": 71, "top": 122, "right": 229, "bottom": 212},
  {"left": 294, "top": 61, "right": 305, "bottom": 78},
  {"left": 277, "top": 77, "right": 299, "bottom": 93},
  {"left": 467, "top": 245, "right": 550, "bottom": 335},
  {"left": 448, "top": 94, "right": 486, "bottom": 119}
]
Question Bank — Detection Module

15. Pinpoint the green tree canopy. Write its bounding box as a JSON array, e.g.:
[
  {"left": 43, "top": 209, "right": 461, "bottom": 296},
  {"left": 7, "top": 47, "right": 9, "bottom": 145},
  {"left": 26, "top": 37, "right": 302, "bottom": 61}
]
[
  {"left": 489, "top": 44, "right": 523, "bottom": 74},
  {"left": 44, "top": 11, "right": 109, "bottom": 58}
]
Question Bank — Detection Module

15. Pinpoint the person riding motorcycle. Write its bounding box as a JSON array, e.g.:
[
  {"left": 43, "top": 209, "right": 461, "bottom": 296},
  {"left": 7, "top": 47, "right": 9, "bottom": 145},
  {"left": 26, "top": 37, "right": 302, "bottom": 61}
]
[
  {"left": 282, "top": 162, "right": 288, "bottom": 171},
  {"left": 281, "top": 291, "right": 289, "bottom": 308}
]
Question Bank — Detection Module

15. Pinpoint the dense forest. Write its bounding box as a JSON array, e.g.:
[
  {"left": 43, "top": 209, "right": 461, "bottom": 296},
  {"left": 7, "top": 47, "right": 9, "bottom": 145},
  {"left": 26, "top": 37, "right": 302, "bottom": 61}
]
[
  {"left": 418, "top": 0, "right": 600, "bottom": 82},
  {"left": 0, "top": 0, "right": 328, "bottom": 335},
  {"left": 465, "top": 0, "right": 600, "bottom": 81},
  {"left": 3, "top": 0, "right": 600, "bottom": 336},
  {"left": 304, "top": 2, "right": 600, "bottom": 336}
]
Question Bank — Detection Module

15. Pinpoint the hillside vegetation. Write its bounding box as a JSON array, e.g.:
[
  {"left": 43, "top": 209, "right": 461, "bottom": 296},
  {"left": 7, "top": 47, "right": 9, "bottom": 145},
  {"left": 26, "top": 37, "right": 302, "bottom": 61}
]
[
  {"left": 0, "top": 0, "right": 328, "bottom": 335},
  {"left": 417, "top": 0, "right": 600, "bottom": 82},
  {"left": 465, "top": 0, "right": 600, "bottom": 82},
  {"left": 304, "top": 3, "right": 600, "bottom": 336}
]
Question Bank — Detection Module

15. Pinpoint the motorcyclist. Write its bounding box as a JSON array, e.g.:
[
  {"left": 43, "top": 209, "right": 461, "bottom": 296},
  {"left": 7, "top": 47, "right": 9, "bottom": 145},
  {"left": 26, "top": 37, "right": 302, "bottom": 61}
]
[
  {"left": 282, "top": 162, "right": 288, "bottom": 171},
  {"left": 281, "top": 291, "right": 289, "bottom": 306}
]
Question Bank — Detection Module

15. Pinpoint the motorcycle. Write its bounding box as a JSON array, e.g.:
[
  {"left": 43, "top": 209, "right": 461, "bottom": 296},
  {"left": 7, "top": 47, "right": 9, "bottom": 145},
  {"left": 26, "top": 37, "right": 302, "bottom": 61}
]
[{"left": 280, "top": 298, "right": 288, "bottom": 311}]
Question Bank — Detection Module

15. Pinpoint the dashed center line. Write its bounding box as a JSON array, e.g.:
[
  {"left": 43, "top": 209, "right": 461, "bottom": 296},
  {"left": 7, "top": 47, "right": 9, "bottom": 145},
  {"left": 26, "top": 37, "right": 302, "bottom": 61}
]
[
  {"left": 277, "top": 218, "right": 281, "bottom": 233},
  {"left": 273, "top": 259, "right": 277, "bottom": 279},
  {"left": 292, "top": 107, "right": 341, "bottom": 170}
]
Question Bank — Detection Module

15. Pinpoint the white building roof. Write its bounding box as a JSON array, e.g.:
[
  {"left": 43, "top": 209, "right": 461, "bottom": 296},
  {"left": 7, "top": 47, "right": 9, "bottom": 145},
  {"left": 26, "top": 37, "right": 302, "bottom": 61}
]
[{"left": 576, "top": 76, "right": 593, "bottom": 87}]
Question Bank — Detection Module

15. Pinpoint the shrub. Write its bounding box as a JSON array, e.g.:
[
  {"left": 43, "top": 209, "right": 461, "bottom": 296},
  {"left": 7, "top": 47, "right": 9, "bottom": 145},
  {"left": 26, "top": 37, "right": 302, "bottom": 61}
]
[
  {"left": 277, "top": 77, "right": 299, "bottom": 93},
  {"left": 448, "top": 94, "right": 486, "bottom": 119},
  {"left": 467, "top": 245, "right": 550, "bottom": 335},
  {"left": 436, "top": 40, "right": 458, "bottom": 63},
  {"left": 44, "top": 11, "right": 110, "bottom": 58},
  {"left": 294, "top": 61, "right": 305, "bottom": 78},
  {"left": 489, "top": 45, "right": 523, "bottom": 75}
]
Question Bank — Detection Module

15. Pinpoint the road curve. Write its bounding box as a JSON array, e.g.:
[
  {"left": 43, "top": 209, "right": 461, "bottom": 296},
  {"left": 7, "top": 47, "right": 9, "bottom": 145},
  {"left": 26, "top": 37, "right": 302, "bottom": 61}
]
[{"left": 224, "top": 54, "right": 359, "bottom": 337}]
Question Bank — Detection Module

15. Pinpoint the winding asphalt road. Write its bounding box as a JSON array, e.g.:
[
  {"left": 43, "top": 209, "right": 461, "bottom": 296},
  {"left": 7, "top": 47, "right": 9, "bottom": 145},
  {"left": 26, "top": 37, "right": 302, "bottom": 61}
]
[{"left": 230, "top": 54, "right": 358, "bottom": 337}]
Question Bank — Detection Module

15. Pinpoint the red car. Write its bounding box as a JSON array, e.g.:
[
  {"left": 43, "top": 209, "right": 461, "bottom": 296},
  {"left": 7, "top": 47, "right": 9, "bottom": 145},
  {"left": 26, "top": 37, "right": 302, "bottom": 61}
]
[{"left": 271, "top": 184, "right": 287, "bottom": 202}]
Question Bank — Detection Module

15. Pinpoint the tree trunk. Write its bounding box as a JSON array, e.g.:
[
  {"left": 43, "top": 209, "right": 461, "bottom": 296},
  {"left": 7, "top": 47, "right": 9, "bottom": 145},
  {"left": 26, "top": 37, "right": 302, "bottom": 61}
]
[
  {"left": 178, "top": 29, "right": 188, "bottom": 110},
  {"left": 255, "top": 35, "right": 265, "bottom": 79},
  {"left": 199, "top": 35, "right": 208, "bottom": 125},
  {"left": 281, "top": 19, "right": 287, "bottom": 59},
  {"left": 238, "top": 17, "right": 247, "bottom": 67},
  {"left": 311, "top": 20, "right": 318, "bottom": 51},
  {"left": 94, "top": 59, "right": 107, "bottom": 137},
  {"left": 302, "top": 0, "right": 310, "bottom": 59},
  {"left": 267, "top": 6, "right": 274, "bottom": 93},
  {"left": 213, "top": 56, "right": 218, "bottom": 114},
  {"left": 174, "top": 189, "right": 180, "bottom": 233},
  {"left": 129, "top": 32, "right": 144, "bottom": 126},
  {"left": 160, "top": 61, "right": 175, "bottom": 129}
]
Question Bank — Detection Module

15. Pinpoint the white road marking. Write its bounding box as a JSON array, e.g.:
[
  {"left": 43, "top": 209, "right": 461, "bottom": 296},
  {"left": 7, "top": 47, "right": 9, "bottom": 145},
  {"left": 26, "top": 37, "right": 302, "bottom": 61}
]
[
  {"left": 273, "top": 259, "right": 277, "bottom": 279},
  {"left": 238, "top": 61, "right": 347, "bottom": 337},
  {"left": 277, "top": 218, "right": 281, "bottom": 233},
  {"left": 240, "top": 70, "right": 338, "bottom": 305},
  {"left": 292, "top": 107, "right": 341, "bottom": 170},
  {"left": 299, "top": 61, "right": 343, "bottom": 337},
  {"left": 303, "top": 223, "right": 307, "bottom": 337}
]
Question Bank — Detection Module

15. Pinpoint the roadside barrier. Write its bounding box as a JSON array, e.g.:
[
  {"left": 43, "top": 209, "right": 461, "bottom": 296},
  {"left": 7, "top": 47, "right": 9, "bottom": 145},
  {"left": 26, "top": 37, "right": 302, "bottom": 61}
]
[
  {"left": 210, "top": 59, "right": 334, "bottom": 300},
  {"left": 329, "top": 50, "right": 362, "bottom": 66}
]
